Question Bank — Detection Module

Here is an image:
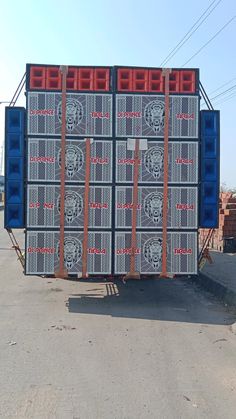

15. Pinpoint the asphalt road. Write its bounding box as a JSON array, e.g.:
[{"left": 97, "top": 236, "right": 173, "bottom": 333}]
[{"left": 1, "top": 212, "right": 236, "bottom": 419}]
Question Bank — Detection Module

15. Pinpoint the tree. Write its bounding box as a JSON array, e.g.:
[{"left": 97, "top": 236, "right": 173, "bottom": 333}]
[{"left": 220, "top": 183, "right": 236, "bottom": 195}]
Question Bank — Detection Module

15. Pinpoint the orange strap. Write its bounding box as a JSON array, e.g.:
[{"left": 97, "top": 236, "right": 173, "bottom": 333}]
[
  {"left": 57, "top": 66, "right": 68, "bottom": 278},
  {"left": 130, "top": 138, "right": 140, "bottom": 273},
  {"left": 161, "top": 69, "right": 171, "bottom": 277},
  {"left": 82, "top": 138, "right": 91, "bottom": 278}
]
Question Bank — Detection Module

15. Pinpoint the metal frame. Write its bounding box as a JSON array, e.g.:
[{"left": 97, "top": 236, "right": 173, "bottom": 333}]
[
  {"left": 125, "top": 138, "right": 140, "bottom": 280},
  {"left": 55, "top": 66, "right": 68, "bottom": 279},
  {"left": 82, "top": 138, "right": 91, "bottom": 278},
  {"left": 161, "top": 69, "right": 171, "bottom": 278}
]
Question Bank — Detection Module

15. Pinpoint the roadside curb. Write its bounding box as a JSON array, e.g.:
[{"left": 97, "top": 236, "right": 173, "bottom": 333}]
[{"left": 192, "top": 273, "right": 236, "bottom": 307}]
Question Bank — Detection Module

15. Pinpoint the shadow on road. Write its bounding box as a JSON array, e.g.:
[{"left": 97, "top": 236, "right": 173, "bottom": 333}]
[{"left": 67, "top": 278, "right": 236, "bottom": 325}]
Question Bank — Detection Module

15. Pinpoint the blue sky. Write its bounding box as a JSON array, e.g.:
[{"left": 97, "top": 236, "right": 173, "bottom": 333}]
[{"left": 0, "top": 0, "right": 235, "bottom": 187}]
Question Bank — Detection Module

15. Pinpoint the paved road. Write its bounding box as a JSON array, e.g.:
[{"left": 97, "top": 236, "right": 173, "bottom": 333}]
[{"left": 1, "top": 213, "right": 236, "bottom": 418}]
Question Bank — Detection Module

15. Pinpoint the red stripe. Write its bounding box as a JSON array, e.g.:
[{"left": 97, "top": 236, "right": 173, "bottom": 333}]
[
  {"left": 130, "top": 138, "right": 140, "bottom": 274},
  {"left": 57, "top": 66, "right": 68, "bottom": 278},
  {"left": 82, "top": 138, "right": 91, "bottom": 278},
  {"left": 161, "top": 69, "right": 171, "bottom": 278}
]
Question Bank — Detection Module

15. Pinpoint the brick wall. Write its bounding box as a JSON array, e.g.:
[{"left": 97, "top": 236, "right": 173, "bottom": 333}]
[{"left": 199, "top": 192, "right": 236, "bottom": 252}]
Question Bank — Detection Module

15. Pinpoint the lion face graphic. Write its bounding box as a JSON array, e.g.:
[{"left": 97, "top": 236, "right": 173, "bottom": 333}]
[
  {"left": 143, "top": 237, "right": 163, "bottom": 269},
  {"left": 57, "top": 237, "right": 82, "bottom": 270},
  {"left": 58, "top": 145, "right": 84, "bottom": 179},
  {"left": 57, "top": 99, "right": 83, "bottom": 133},
  {"left": 144, "top": 192, "right": 163, "bottom": 224},
  {"left": 144, "top": 146, "right": 164, "bottom": 179},
  {"left": 57, "top": 191, "right": 83, "bottom": 224},
  {"left": 144, "top": 100, "right": 165, "bottom": 133}
]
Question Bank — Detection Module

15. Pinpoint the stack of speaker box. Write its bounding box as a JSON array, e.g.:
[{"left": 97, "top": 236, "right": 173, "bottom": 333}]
[
  {"left": 5, "top": 107, "right": 25, "bottom": 228},
  {"left": 25, "top": 65, "right": 113, "bottom": 275},
  {"left": 4, "top": 64, "right": 220, "bottom": 277},
  {"left": 113, "top": 67, "right": 200, "bottom": 275}
]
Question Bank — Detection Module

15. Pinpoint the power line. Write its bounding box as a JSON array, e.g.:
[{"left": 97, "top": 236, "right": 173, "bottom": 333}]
[
  {"left": 200, "top": 83, "right": 236, "bottom": 109},
  {"left": 181, "top": 16, "right": 236, "bottom": 67},
  {"left": 201, "top": 90, "right": 236, "bottom": 108},
  {"left": 160, "top": 0, "right": 222, "bottom": 66},
  {"left": 210, "top": 83, "right": 236, "bottom": 101},
  {"left": 214, "top": 92, "right": 236, "bottom": 106},
  {"left": 208, "top": 76, "right": 236, "bottom": 95}
]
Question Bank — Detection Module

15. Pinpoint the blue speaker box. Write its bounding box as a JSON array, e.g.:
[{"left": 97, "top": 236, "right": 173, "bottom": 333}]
[
  {"left": 5, "top": 204, "right": 24, "bottom": 229},
  {"left": 5, "top": 107, "right": 25, "bottom": 133},
  {"left": 7, "top": 158, "right": 24, "bottom": 180},
  {"left": 202, "top": 159, "right": 218, "bottom": 182},
  {"left": 200, "top": 204, "right": 218, "bottom": 229},
  {"left": 199, "top": 110, "right": 220, "bottom": 228},
  {"left": 5, "top": 107, "right": 25, "bottom": 228},
  {"left": 6, "top": 181, "right": 24, "bottom": 204},
  {"left": 202, "top": 136, "right": 218, "bottom": 159},
  {"left": 201, "top": 111, "right": 219, "bottom": 137},
  {"left": 7, "top": 133, "right": 24, "bottom": 157}
]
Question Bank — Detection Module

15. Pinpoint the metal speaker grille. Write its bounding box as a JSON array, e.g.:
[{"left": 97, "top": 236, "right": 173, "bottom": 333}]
[
  {"left": 115, "top": 187, "right": 198, "bottom": 229},
  {"left": 27, "top": 185, "right": 112, "bottom": 228},
  {"left": 114, "top": 232, "right": 197, "bottom": 274},
  {"left": 116, "top": 95, "right": 199, "bottom": 138},
  {"left": 116, "top": 141, "right": 198, "bottom": 184},
  {"left": 26, "top": 231, "right": 111, "bottom": 274},
  {"left": 27, "top": 138, "right": 113, "bottom": 183},
  {"left": 27, "top": 92, "right": 112, "bottom": 137}
]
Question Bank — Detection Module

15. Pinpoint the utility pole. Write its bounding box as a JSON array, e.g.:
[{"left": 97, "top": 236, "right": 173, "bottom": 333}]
[{"left": 0, "top": 144, "right": 3, "bottom": 176}]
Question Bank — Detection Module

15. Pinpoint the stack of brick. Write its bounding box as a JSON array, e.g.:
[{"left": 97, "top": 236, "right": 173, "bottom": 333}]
[{"left": 199, "top": 192, "right": 236, "bottom": 253}]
